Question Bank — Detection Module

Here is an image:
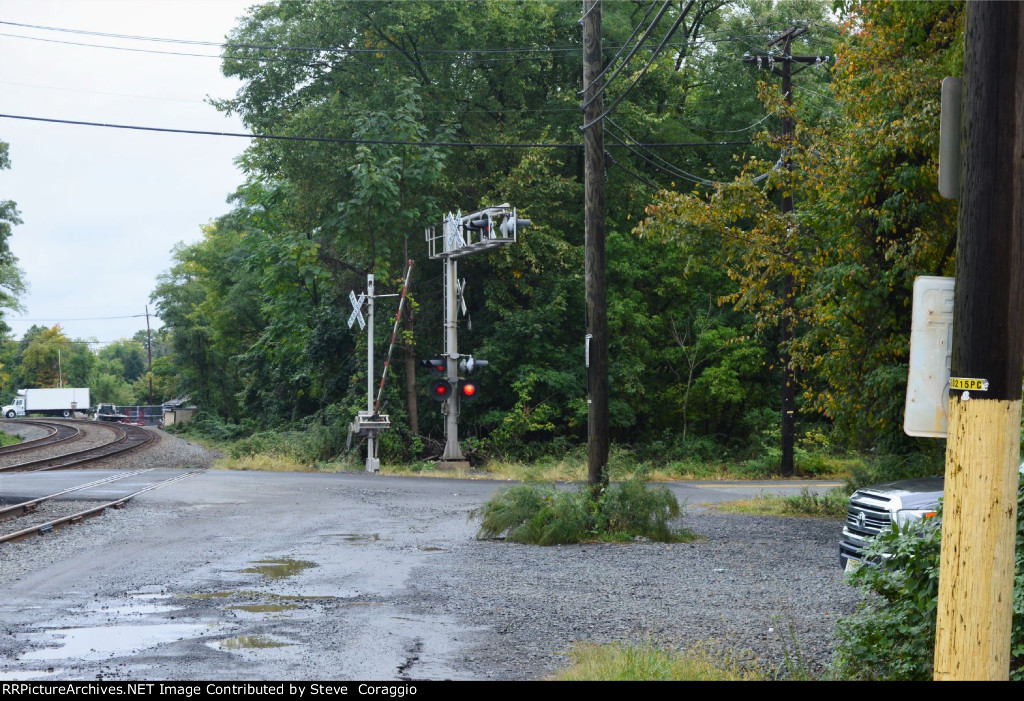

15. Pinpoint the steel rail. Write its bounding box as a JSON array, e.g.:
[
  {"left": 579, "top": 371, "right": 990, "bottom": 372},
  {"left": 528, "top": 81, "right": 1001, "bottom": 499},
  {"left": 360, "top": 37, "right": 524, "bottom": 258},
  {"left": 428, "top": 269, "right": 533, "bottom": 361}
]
[
  {"left": 0, "top": 469, "right": 205, "bottom": 544},
  {"left": 0, "top": 422, "right": 154, "bottom": 473},
  {"left": 0, "top": 468, "right": 155, "bottom": 521},
  {"left": 0, "top": 420, "right": 81, "bottom": 455}
]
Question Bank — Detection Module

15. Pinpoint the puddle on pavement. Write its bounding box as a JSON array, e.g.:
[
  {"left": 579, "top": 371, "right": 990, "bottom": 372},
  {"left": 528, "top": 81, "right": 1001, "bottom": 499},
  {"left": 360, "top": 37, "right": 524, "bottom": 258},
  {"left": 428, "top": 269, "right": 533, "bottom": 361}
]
[
  {"left": 79, "top": 593, "right": 180, "bottom": 618},
  {"left": 239, "top": 559, "right": 317, "bottom": 579},
  {"left": 20, "top": 623, "right": 215, "bottom": 662},
  {"left": 179, "top": 590, "right": 336, "bottom": 602},
  {"left": 226, "top": 604, "right": 298, "bottom": 614},
  {"left": 0, "top": 669, "right": 63, "bottom": 681},
  {"left": 212, "top": 635, "right": 291, "bottom": 651},
  {"left": 92, "top": 603, "right": 178, "bottom": 616},
  {"left": 326, "top": 533, "right": 380, "bottom": 543}
]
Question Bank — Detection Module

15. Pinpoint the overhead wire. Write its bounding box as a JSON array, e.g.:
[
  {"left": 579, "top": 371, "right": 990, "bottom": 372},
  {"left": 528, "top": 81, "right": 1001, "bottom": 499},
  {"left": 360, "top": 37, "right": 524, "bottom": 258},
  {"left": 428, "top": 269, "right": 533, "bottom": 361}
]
[
  {"left": 581, "top": 0, "right": 697, "bottom": 131},
  {"left": 605, "top": 118, "right": 780, "bottom": 187},
  {"left": 605, "top": 127, "right": 725, "bottom": 186},
  {"left": 605, "top": 151, "right": 664, "bottom": 191},
  {"left": 580, "top": 0, "right": 671, "bottom": 107},
  {"left": 0, "top": 31, "right": 575, "bottom": 65},
  {"left": 608, "top": 152, "right": 806, "bottom": 266},
  {"left": 0, "top": 19, "right": 580, "bottom": 55},
  {"left": 0, "top": 113, "right": 745, "bottom": 149},
  {"left": 12, "top": 314, "right": 152, "bottom": 322}
]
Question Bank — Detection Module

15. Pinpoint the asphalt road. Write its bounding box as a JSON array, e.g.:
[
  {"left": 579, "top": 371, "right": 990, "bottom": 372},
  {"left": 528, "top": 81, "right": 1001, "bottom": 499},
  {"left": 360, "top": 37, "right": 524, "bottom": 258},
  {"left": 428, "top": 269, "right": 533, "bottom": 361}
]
[{"left": 0, "top": 469, "right": 853, "bottom": 681}]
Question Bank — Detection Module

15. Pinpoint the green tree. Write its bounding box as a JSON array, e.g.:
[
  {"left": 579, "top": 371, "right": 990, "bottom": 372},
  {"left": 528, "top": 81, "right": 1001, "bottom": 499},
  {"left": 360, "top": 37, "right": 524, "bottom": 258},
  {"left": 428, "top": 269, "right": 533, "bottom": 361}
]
[
  {"left": 99, "top": 339, "right": 147, "bottom": 382},
  {"left": 154, "top": 0, "right": 850, "bottom": 462},
  {"left": 19, "top": 326, "right": 73, "bottom": 388},
  {"left": 0, "top": 139, "right": 27, "bottom": 335},
  {"left": 792, "top": 0, "right": 962, "bottom": 449},
  {"left": 639, "top": 0, "right": 959, "bottom": 454}
]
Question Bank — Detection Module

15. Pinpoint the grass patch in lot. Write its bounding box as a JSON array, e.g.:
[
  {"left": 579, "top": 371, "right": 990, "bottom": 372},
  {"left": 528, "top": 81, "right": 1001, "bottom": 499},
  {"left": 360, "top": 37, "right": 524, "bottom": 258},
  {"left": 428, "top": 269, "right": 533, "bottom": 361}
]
[
  {"left": 0, "top": 430, "right": 21, "bottom": 448},
  {"left": 473, "top": 480, "right": 693, "bottom": 545},
  {"left": 553, "top": 642, "right": 765, "bottom": 681},
  {"left": 713, "top": 487, "right": 848, "bottom": 519}
]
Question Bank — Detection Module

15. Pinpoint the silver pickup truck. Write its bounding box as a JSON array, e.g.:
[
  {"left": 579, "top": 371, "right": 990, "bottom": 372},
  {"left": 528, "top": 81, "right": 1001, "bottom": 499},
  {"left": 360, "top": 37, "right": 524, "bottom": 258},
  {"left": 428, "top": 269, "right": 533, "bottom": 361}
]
[
  {"left": 840, "top": 463, "right": 1024, "bottom": 570},
  {"left": 839, "top": 476, "right": 943, "bottom": 570}
]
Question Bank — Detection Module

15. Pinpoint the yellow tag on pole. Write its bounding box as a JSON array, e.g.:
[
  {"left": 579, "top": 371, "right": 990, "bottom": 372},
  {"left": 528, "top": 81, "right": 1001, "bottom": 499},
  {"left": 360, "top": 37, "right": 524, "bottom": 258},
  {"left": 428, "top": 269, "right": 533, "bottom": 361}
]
[{"left": 950, "top": 377, "right": 989, "bottom": 392}]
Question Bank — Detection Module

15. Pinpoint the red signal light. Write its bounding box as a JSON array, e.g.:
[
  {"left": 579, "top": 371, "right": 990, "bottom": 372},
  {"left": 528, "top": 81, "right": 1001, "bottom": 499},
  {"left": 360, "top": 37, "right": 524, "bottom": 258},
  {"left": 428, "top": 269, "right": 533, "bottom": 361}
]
[
  {"left": 429, "top": 379, "right": 452, "bottom": 402},
  {"left": 457, "top": 379, "right": 479, "bottom": 403}
]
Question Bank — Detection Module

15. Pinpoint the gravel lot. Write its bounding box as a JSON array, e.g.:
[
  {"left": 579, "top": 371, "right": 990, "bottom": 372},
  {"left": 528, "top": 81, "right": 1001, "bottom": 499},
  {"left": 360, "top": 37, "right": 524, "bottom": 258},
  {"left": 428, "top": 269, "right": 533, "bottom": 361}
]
[{"left": 0, "top": 432, "right": 863, "bottom": 681}]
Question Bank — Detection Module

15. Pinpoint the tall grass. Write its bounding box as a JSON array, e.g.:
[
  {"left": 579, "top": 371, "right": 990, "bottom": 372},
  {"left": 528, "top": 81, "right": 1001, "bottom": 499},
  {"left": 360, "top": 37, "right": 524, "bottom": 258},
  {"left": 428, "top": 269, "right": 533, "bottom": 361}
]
[
  {"left": 714, "top": 487, "right": 849, "bottom": 519},
  {"left": 553, "top": 642, "right": 764, "bottom": 681}
]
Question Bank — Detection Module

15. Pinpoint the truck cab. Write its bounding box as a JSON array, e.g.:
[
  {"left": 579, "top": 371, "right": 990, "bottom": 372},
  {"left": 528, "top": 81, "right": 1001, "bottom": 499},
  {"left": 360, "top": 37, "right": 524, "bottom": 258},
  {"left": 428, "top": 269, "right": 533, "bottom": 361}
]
[
  {"left": 94, "top": 403, "right": 127, "bottom": 422},
  {"left": 2, "top": 395, "right": 26, "bottom": 418}
]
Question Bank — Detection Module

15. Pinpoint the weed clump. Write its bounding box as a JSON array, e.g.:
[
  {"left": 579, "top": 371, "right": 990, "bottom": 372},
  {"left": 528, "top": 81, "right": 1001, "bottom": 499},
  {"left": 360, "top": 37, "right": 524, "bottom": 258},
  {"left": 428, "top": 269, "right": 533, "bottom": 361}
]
[
  {"left": 473, "top": 480, "right": 690, "bottom": 545},
  {"left": 553, "top": 641, "right": 764, "bottom": 681}
]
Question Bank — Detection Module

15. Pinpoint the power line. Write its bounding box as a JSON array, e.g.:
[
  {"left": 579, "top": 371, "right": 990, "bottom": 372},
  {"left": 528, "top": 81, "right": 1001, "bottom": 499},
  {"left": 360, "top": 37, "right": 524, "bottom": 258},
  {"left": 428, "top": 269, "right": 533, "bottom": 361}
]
[
  {"left": 0, "top": 20, "right": 580, "bottom": 55},
  {"left": 0, "top": 18, "right": 813, "bottom": 53},
  {"left": 606, "top": 127, "right": 714, "bottom": 185},
  {"left": 0, "top": 79, "right": 207, "bottom": 104},
  {"left": 0, "top": 113, "right": 747, "bottom": 149},
  {"left": 0, "top": 31, "right": 574, "bottom": 65},
  {"left": 606, "top": 151, "right": 663, "bottom": 190},
  {"left": 2, "top": 77, "right": 585, "bottom": 113},
  {"left": 606, "top": 120, "right": 777, "bottom": 186},
  {"left": 2, "top": 339, "right": 138, "bottom": 345},
  {"left": 1, "top": 79, "right": 584, "bottom": 114},
  {"left": 11, "top": 314, "right": 154, "bottom": 322},
  {"left": 581, "top": 0, "right": 697, "bottom": 131},
  {"left": 581, "top": 0, "right": 672, "bottom": 107}
]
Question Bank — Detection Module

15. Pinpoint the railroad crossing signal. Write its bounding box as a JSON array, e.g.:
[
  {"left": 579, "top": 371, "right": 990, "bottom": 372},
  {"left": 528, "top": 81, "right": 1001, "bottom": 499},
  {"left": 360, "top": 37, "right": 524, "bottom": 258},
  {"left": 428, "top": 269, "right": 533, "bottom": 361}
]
[
  {"left": 425, "top": 203, "right": 529, "bottom": 463},
  {"left": 457, "top": 378, "right": 480, "bottom": 403},
  {"left": 429, "top": 378, "right": 453, "bottom": 402},
  {"left": 421, "top": 357, "right": 446, "bottom": 376},
  {"left": 459, "top": 356, "right": 488, "bottom": 374}
]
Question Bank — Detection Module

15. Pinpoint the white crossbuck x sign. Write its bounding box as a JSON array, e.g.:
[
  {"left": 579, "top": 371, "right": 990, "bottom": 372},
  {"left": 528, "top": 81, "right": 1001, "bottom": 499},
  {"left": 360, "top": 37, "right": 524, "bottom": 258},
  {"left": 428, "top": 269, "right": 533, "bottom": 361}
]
[{"left": 347, "top": 289, "right": 366, "bottom": 330}]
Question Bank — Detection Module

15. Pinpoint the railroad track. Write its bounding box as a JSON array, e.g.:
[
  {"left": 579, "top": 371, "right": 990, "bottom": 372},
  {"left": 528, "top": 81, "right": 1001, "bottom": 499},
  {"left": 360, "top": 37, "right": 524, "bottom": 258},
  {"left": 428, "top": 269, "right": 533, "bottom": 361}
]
[
  {"left": 0, "top": 419, "right": 82, "bottom": 456},
  {"left": 0, "top": 469, "right": 205, "bottom": 544},
  {"left": 0, "top": 419, "right": 155, "bottom": 473}
]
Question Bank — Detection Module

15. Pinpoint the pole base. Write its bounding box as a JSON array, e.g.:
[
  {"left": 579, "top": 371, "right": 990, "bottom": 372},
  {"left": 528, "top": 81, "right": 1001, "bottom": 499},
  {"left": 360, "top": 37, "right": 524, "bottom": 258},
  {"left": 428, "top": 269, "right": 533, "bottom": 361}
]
[{"left": 433, "top": 459, "right": 470, "bottom": 472}]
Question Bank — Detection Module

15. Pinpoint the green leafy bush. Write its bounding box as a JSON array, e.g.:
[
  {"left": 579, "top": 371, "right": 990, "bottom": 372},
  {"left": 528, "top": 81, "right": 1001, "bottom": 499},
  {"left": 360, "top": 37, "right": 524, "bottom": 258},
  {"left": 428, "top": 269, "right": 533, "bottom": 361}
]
[
  {"left": 473, "top": 480, "right": 688, "bottom": 545},
  {"left": 833, "top": 486, "right": 1024, "bottom": 680},
  {"left": 831, "top": 519, "right": 942, "bottom": 680}
]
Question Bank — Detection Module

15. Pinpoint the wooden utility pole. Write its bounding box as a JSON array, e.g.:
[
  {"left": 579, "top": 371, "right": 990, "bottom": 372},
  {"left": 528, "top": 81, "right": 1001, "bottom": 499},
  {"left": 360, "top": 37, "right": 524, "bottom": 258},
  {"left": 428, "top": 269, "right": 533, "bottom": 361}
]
[
  {"left": 776, "top": 27, "right": 799, "bottom": 478},
  {"left": 145, "top": 305, "right": 153, "bottom": 406},
  {"left": 933, "top": 1, "right": 1024, "bottom": 681},
  {"left": 744, "top": 24, "right": 827, "bottom": 476},
  {"left": 582, "top": 0, "right": 609, "bottom": 489}
]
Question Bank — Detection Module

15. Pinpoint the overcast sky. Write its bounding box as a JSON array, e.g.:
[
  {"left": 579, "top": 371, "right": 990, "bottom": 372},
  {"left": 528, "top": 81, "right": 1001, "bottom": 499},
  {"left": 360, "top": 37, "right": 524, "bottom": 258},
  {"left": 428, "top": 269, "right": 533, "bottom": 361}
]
[{"left": 0, "top": 0, "right": 264, "bottom": 345}]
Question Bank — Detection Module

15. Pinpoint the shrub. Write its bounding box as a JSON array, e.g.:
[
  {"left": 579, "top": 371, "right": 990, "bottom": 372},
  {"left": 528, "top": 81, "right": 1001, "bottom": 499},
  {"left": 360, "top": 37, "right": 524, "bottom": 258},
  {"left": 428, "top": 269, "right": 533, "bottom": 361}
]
[
  {"left": 832, "top": 486, "right": 1024, "bottom": 680},
  {"left": 473, "top": 480, "right": 689, "bottom": 545},
  {"left": 831, "top": 519, "right": 942, "bottom": 680}
]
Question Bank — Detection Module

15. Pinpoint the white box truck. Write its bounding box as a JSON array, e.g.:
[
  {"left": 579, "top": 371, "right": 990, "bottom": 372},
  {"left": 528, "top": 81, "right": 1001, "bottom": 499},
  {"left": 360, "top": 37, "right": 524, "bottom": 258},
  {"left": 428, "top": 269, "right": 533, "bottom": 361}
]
[{"left": 2, "top": 388, "right": 91, "bottom": 418}]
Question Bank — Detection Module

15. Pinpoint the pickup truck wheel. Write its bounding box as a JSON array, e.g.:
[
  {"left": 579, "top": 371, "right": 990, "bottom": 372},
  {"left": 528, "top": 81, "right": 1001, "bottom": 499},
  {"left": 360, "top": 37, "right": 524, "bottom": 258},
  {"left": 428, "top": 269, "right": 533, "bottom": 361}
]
[
  {"left": 5, "top": 410, "right": 14, "bottom": 419},
  {"left": 62, "top": 410, "right": 71, "bottom": 418}
]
